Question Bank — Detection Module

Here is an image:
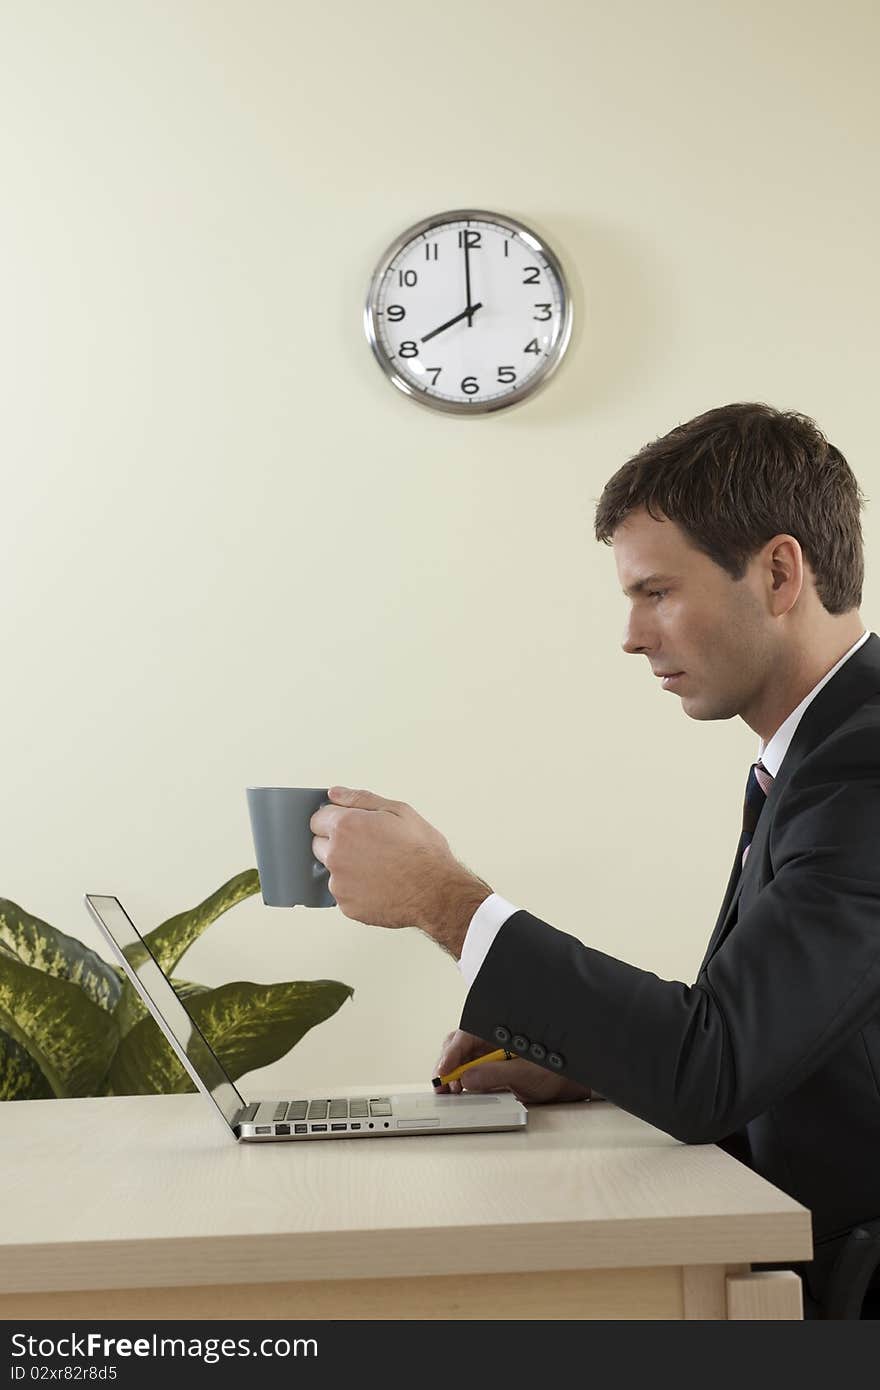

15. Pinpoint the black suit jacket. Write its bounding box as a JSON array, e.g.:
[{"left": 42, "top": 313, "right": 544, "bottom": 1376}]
[{"left": 461, "top": 631, "right": 880, "bottom": 1302}]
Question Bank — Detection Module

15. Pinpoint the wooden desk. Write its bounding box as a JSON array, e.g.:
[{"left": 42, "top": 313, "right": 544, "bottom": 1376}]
[{"left": 0, "top": 1088, "right": 812, "bottom": 1320}]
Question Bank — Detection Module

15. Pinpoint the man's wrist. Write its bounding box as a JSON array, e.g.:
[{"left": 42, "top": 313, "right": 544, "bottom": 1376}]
[{"left": 421, "top": 865, "right": 493, "bottom": 961}]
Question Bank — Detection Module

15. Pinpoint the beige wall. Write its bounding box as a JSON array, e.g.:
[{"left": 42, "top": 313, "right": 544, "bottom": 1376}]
[{"left": 2, "top": 0, "right": 878, "bottom": 1094}]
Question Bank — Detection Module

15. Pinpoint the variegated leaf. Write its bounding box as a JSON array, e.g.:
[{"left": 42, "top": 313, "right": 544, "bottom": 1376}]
[
  {"left": 113, "top": 964, "right": 210, "bottom": 1037},
  {"left": 107, "top": 978, "right": 353, "bottom": 1096},
  {"left": 146, "top": 870, "right": 262, "bottom": 976},
  {"left": 0, "top": 1027, "right": 53, "bottom": 1100},
  {"left": 0, "top": 953, "right": 119, "bottom": 1097},
  {"left": 113, "top": 870, "right": 260, "bottom": 1037},
  {"left": 0, "top": 898, "right": 122, "bottom": 1013}
]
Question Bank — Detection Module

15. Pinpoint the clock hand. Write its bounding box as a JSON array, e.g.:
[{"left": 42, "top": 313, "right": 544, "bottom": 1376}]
[
  {"left": 464, "top": 229, "right": 474, "bottom": 326},
  {"left": 421, "top": 301, "right": 483, "bottom": 343}
]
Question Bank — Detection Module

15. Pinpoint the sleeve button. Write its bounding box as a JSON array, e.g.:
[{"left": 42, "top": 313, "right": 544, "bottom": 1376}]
[
  {"left": 493, "top": 1026, "right": 511, "bottom": 1045},
  {"left": 512, "top": 1034, "right": 530, "bottom": 1053},
  {"left": 547, "top": 1052, "right": 564, "bottom": 1070},
  {"left": 529, "top": 1042, "right": 546, "bottom": 1062}
]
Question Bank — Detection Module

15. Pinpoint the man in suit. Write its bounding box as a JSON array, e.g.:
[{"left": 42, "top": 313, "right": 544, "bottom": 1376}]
[{"left": 310, "top": 402, "right": 880, "bottom": 1315}]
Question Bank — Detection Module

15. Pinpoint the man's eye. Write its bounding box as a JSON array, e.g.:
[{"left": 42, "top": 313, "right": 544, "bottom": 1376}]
[{"left": 647, "top": 589, "right": 667, "bottom": 599}]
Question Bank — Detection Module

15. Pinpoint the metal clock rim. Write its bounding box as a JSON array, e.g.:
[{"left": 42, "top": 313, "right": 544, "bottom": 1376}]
[{"left": 364, "top": 208, "right": 573, "bottom": 416}]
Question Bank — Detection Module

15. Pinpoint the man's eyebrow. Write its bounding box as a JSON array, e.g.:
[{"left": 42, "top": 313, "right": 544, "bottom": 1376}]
[{"left": 621, "top": 573, "right": 676, "bottom": 598}]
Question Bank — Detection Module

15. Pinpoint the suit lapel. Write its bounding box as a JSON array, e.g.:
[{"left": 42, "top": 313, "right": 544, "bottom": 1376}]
[
  {"left": 699, "top": 771, "right": 780, "bottom": 967},
  {"left": 699, "top": 631, "right": 880, "bottom": 971},
  {"left": 704, "top": 842, "right": 745, "bottom": 963}
]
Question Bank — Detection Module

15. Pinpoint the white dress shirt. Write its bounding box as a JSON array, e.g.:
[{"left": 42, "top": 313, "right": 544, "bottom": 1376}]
[{"left": 458, "top": 629, "right": 870, "bottom": 988}]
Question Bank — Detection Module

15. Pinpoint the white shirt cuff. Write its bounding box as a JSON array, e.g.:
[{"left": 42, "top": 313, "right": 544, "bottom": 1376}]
[{"left": 458, "top": 892, "right": 520, "bottom": 988}]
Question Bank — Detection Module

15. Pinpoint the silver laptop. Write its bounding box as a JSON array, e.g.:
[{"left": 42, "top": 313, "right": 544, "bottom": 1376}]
[{"left": 84, "top": 893, "right": 528, "bottom": 1143}]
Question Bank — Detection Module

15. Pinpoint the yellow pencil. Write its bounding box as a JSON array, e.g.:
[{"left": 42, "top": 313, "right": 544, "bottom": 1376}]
[{"left": 431, "top": 1048, "right": 514, "bottom": 1088}]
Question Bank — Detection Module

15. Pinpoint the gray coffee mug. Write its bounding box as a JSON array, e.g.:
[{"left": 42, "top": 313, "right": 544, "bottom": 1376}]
[{"left": 246, "top": 787, "right": 336, "bottom": 908}]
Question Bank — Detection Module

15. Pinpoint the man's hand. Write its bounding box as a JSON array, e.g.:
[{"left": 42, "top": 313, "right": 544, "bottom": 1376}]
[
  {"left": 433, "top": 1029, "right": 593, "bottom": 1105},
  {"left": 310, "top": 787, "right": 491, "bottom": 950}
]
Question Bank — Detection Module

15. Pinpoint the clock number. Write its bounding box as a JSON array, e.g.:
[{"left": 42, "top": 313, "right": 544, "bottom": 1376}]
[
  {"left": 533, "top": 304, "right": 552, "bottom": 321},
  {"left": 399, "top": 341, "right": 419, "bottom": 358},
  {"left": 497, "top": 367, "right": 517, "bottom": 384},
  {"left": 523, "top": 267, "right": 541, "bottom": 284},
  {"left": 524, "top": 339, "right": 541, "bottom": 355},
  {"left": 461, "top": 376, "right": 479, "bottom": 395},
  {"left": 425, "top": 242, "right": 439, "bottom": 260},
  {"left": 457, "top": 230, "right": 482, "bottom": 249},
  {"left": 386, "top": 305, "right": 405, "bottom": 322},
  {"left": 427, "top": 367, "right": 442, "bottom": 386},
  {"left": 398, "top": 269, "right": 418, "bottom": 287}
]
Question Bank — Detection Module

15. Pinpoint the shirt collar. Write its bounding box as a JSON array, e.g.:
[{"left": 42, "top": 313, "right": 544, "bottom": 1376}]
[{"left": 758, "top": 630, "right": 870, "bottom": 778}]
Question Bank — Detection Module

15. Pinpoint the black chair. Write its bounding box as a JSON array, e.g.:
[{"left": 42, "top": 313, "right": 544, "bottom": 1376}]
[{"left": 820, "top": 1217, "right": 880, "bottom": 1319}]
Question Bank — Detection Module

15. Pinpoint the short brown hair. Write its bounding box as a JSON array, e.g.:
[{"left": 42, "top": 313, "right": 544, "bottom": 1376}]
[{"left": 594, "top": 402, "right": 867, "bottom": 614}]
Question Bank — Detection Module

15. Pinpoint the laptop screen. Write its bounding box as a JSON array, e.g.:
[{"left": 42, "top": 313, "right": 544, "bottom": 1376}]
[{"left": 85, "top": 894, "right": 245, "bottom": 1129}]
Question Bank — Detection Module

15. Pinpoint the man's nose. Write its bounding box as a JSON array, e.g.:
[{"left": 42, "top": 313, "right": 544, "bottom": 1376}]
[{"left": 621, "top": 611, "right": 653, "bottom": 656}]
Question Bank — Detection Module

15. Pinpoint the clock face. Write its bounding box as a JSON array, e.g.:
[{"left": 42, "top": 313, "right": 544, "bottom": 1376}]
[{"left": 364, "top": 209, "right": 572, "bottom": 415}]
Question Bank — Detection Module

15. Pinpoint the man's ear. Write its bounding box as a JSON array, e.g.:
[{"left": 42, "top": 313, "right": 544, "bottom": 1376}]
[{"left": 767, "top": 534, "right": 804, "bottom": 614}]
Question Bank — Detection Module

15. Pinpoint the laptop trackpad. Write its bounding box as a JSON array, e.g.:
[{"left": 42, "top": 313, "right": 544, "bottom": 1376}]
[{"left": 396, "top": 1094, "right": 509, "bottom": 1113}]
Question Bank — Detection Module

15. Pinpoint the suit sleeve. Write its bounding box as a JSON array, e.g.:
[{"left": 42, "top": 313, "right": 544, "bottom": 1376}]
[{"left": 459, "top": 727, "right": 880, "bottom": 1144}]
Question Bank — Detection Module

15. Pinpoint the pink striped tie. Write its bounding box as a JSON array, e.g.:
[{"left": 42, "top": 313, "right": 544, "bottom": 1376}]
[{"left": 740, "top": 759, "right": 774, "bottom": 868}]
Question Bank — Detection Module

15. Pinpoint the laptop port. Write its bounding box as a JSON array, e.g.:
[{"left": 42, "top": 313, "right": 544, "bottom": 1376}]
[
  {"left": 350, "top": 1123, "right": 361, "bottom": 1130},
  {"left": 275, "top": 1124, "right": 291, "bottom": 1135},
  {"left": 331, "top": 1123, "right": 346, "bottom": 1131},
  {"left": 311, "top": 1124, "right": 327, "bottom": 1132},
  {"left": 294, "top": 1124, "right": 307, "bottom": 1134},
  {"left": 255, "top": 1126, "right": 271, "bottom": 1134}
]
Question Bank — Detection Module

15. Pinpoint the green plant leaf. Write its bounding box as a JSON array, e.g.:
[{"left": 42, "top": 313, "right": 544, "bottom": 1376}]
[
  {"left": 113, "top": 870, "right": 261, "bottom": 1036},
  {"left": 107, "top": 978, "right": 353, "bottom": 1096},
  {"left": 0, "top": 953, "right": 119, "bottom": 1098},
  {"left": 146, "top": 870, "right": 262, "bottom": 975},
  {"left": 92, "top": 979, "right": 209, "bottom": 1095},
  {"left": 0, "top": 898, "right": 122, "bottom": 1014},
  {"left": 191, "top": 979, "right": 354, "bottom": 1081},
  {"left": 0, "top": 1028, "right": 53, "bottom": 1100},
  {"left": 172, "top": 980, "right": 210, "bottom": 1002}
]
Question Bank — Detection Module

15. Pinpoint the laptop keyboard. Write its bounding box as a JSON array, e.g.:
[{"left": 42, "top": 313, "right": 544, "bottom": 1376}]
[{"left": 272, "top": 1097, "right": 393, "bottom": 1122}]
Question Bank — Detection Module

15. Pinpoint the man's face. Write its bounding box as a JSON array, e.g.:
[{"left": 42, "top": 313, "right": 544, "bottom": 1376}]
[{"left": 613, "top": 507, "right": 773, "bottom": 722}]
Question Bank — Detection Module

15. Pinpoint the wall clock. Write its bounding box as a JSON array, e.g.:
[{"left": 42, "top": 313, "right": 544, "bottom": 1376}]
[{"left": 364, "top": 209, "right": 573, "bottom": 415}]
